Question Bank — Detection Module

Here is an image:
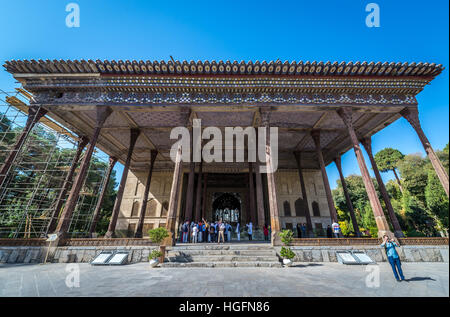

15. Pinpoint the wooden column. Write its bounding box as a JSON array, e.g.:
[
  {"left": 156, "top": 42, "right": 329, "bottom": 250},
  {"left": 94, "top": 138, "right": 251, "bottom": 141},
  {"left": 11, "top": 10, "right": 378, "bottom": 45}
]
[
  {"left": 337, "top": 108, "right": 392, "bottom": 238},
  {"left": 194, "top": 162, "right": 203, "bottom": 222},
  {"left": 266, "top": 142, "right": 281, "bottom": 233},
  {"left": 55, "top": 106, "right": 111, "bottom": 238},
  {"left": 311, "top": 130, "right": 338, "bottom": 223},
  {"left": 255, "top": 162, "right": 265, "bottom": 228},
  {"left": 248, "top": 162, "right": 257, "bottom": 225},
  {"left": 0, "top": 106, "right": 47, "bottom": 188},
  {"left": 333, "top": 155, "right": 361, "bottom": 237},
  {"left": 260, "top": 109, "right": 281, "bottom": 244},
  {"left": 361, "top": 137, "right": 404, "bottom": 237},
  {"left": 293, "top": 151, "right": 313, "bottom": 236},
  {"left": 184, "top": 162, "right": 195, "bottom": 221},
  {"left": 89, "top": 156, "right": 117, "bottom": 236},
  {"left": 165, "top": 145, "right": 183, "bottom": 245},
  {"left": 135, "top": 150, "right": 157, "bottom": 238},
  {"left": 401, "top": 107, "right": 449, "bottom": 197},
  {"left": 105, "top": 128, "right": 140, "bottom": 238},
  {"left": 46, "top": 136, "right": 89, "bottom": 234},
  {"left": 201, "top": 173, "right": 208, "bottom": 220}
]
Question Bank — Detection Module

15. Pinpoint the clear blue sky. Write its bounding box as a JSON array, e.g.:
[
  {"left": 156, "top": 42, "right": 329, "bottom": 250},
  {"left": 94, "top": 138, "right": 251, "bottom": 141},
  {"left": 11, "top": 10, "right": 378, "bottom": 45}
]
[{"left": 0, "top": 0, "right": 448, "bottom": 189}]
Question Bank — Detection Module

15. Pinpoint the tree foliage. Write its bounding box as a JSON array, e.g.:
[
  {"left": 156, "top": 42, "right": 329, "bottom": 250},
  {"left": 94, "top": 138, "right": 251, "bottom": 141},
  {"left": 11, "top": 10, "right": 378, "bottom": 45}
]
[
  {"left": 374, "top": 148, "right": 404, "bottom": 173},
  {"left": 0, "top": 112, "right": 117, "bottom": 238},
  {"left": 333, "top": 145, "right": 449, "bottom": 237}
]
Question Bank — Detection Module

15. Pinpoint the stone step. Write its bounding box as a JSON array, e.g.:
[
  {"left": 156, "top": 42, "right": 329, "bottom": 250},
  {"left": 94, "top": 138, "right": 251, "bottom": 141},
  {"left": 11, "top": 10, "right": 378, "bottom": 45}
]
[
  {"left": 167, "top": 250, "right": 277, "bottom": 256},
  {"left": 167, "top": 255, "right": 279, "bottom": 262},
  {"left": 161, "top": 261, "right": 282, "bottom": 268}
]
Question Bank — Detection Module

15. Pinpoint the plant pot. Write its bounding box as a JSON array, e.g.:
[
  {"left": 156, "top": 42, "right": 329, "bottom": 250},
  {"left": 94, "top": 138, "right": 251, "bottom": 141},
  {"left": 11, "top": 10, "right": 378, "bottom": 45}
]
[
  {"left": 283, "top": 258, "right": 293, "bottom": 267},
  {"left": 149, "top": 258, "right": 159, "bottom": 268},
  {"left": 159, "top": 245, "right": 166, "bottom": 263}
]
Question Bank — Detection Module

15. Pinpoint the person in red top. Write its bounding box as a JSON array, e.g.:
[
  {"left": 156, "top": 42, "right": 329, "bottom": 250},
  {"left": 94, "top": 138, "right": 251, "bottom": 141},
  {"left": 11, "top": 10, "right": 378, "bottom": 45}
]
[{"left": 263, "top": 224, "right": 269, "bottom": 241}]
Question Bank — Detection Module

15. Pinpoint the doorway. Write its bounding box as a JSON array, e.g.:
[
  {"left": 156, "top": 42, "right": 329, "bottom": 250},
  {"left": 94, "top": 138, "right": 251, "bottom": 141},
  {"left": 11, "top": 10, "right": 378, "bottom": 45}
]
[{"left": 212, "top": 192, "right": 241, "bottom": 225}]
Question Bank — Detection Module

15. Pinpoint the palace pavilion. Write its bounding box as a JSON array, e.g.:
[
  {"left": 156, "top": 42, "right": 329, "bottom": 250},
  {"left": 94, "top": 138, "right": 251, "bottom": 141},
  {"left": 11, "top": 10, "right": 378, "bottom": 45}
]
[{"left": 1, "top": 59, "right": 447, "bottom": 245}]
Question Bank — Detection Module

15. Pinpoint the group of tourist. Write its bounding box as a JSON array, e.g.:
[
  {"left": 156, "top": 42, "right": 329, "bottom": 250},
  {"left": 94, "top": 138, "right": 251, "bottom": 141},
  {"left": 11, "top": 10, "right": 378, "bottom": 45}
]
[{"left": 179, "top": 220, "right": 271, "bottom": 243}]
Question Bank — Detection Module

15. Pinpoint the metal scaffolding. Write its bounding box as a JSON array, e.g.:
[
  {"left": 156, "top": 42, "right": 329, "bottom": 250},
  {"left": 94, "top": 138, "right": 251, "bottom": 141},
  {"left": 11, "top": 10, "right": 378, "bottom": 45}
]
[{"left": 0, "top": 89, "right": 110, "bottom": 238}]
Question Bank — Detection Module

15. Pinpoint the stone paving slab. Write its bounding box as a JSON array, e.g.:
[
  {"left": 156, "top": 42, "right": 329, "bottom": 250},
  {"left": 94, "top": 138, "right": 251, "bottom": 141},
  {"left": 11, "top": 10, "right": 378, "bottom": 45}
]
[
  {"left": 0, "top": 262, "right": 447, "bottom": 297},
  {"left": 162, "top": 261, "right": 283, "bottom": 267}
]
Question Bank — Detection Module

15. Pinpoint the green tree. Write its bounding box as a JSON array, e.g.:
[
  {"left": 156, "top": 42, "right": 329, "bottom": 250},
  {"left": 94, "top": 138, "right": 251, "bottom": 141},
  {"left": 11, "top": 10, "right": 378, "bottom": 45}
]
[
  {"left": 0, "top": 111, "right": 118, "bottom": 238},
  {"left": 332, "top": 175, "right": 382, "bottom": 236},
  {"left": 425, "top": 170, "right": 449, "bottom": 236},
  {"left": 374, "top": 148, "right": 404, "bottom": 192},
  {"left": 397, "top": 154, "right": 429, "bottom": 206}
]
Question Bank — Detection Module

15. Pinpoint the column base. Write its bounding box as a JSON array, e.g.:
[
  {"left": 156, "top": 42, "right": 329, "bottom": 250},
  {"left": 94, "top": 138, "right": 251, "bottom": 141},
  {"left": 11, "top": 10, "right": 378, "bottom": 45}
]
[
  {"left": 163, "top": 232, "right": 176, "bottom": 246},
  {"left": 134, "top": 232, "right": 143, "bottom": 239},
  {"left": 104, "top": 231, "right": 115, "bottom": 239},
  {"left": 271, "top": 231, "right": 282, "bottom": 246},
  {"left": 377, "top": 229, "right": 394, "bottom": 239},
  {"left": 394, "top": 230, "right": 405, "bottom": 238}
]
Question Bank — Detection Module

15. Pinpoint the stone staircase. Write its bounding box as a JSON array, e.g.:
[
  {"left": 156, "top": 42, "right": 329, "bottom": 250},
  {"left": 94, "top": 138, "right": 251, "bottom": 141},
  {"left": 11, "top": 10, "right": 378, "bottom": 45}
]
[{"left": 161, "top": 243, "right": 282, "bottom": 268}]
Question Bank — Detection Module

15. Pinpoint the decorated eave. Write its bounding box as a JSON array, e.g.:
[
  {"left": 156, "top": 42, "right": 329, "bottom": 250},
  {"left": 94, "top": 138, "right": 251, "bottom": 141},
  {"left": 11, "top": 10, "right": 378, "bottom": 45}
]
[
  {"left": 4, "top": 59, "right": 444, "bottom": 78},
  {"left": 3, "top": 59, "right": 444, "bottom": 98},
  {"left": 2, "top": 59, "right": 444, "bottom": 170}
]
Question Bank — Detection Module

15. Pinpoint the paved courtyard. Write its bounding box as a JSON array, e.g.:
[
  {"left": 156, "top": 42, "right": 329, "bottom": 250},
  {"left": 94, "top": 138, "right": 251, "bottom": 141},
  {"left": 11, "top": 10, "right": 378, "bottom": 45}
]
[{"left": 0, "top": 262, "right": 448, "bottom": 297}]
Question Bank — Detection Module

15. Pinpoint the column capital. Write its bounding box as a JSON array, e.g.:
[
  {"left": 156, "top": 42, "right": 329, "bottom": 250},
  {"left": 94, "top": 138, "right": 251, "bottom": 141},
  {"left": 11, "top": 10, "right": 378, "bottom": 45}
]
[
  {"left": 293, "top": 151, "right": 301, "bottom": 164},
  {"left": 400, "top": 107, "right": 421, "bottom": 130},
  {"left": 95, "top": 106, "right": 112, "bottom": 127},
  {"left": 75, "top": 136, "right": 89, "bottom": 152},
  {"left": 336, "top": 107, "right": 353, "bottom": 129},
  {"left": 109, "top": 156, "right": 118, "bottom": 166},
  {"left": 360, "top": 136, "right": 373, "bottom": 154},
  {"left": 311, "top": 129, "right": 320, "bottom": 145},
  {"left": 28, "top": 105, "right": 48, "bottom": 123},
  {"left": 130, "top": 128, "right": 141, "bottom": 143},
  {"left": 333, "top": 154, "right": 342, "bottom": 169},
  {"left": 150, "top": 149, "right": 158, "bottom": 164},
  {"left": 259, "top": 107, "right": 271, "bottom": 127}
]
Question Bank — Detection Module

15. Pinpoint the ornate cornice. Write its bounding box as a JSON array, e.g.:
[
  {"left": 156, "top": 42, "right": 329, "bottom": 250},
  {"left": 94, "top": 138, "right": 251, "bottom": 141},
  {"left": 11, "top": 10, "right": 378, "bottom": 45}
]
[
  {"left": 32, "top": 90, "right": 417, "bottom": 106},
  {"left": 4, "top": 59, "right": 443, "bottom": 78}
]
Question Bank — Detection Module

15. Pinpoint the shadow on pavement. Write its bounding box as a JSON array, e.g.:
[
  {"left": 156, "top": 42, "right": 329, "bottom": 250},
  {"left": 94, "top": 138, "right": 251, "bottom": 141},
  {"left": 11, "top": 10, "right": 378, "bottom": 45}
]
[
  {"left": 291, "top": 263, "right": 323, "bottom": 268},
  {"left": 403, "top": 276, "right": 436, "bottom": 282}
]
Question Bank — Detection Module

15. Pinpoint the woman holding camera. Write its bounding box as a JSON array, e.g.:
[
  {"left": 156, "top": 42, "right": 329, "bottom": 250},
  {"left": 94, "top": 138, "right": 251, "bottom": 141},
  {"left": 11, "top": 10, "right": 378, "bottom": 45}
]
[{"left": 381, "top": 235, "right": 405, "bottom": 281}]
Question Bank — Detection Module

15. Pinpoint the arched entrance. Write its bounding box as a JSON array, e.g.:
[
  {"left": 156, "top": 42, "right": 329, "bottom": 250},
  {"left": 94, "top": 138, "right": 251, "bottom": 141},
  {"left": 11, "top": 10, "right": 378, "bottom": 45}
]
[{"left": 212, "top": 192, "right": 241, "bottom": 225}]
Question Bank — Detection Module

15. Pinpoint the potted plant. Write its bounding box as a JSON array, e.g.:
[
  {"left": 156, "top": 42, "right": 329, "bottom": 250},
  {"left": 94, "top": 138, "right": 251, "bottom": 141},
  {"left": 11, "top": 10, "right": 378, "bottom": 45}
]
[
  {"left": 279, "top": 229, "right": 295, "bottom": 267},
  {"left": 149, "top": 249, "right": 162, "bottom": 268},
  {"left": 148, "top": 227, "right": 169, "bottom": 264}
]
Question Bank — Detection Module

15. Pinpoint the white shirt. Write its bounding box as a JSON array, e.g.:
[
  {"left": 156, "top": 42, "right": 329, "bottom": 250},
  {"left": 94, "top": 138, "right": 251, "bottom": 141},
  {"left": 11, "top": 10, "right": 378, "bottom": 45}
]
[{"left": 332, "top": 222, "right": 340, "bottom": 233}]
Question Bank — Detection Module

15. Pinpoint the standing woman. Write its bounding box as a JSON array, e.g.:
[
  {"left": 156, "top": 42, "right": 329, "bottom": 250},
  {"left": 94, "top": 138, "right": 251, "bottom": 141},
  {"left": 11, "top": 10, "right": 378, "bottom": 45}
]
[
  {"left": 202, "top": 221, "right": 207, "bottom": 243},
  {"left": 192, "top": 223, "right": 198, "bottom": 243},
  {"left": 209, "top": 223, "right": 215, "bottom": 243},
  {"left": 218, "top": 222, "right": 225, "bottom": 244},
  {"left": 198, "top": 221, "right": 202, "bottom": 243},
  {"left": 247, "top": 222, "right": 253, "bottom": 241},
  {"left": 381, "top": 235, "right": 405, "bottom": 282},
  {"left": 235, "top": 222, "right": 240, "bottom": 241},
  {"left": 263, "top": 224, "right": 269, "bottom": 241},
  {"left": 296, "top": 223, "right": 302, "bottom": 238}
]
